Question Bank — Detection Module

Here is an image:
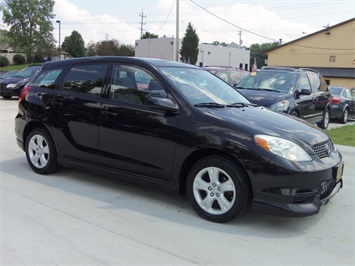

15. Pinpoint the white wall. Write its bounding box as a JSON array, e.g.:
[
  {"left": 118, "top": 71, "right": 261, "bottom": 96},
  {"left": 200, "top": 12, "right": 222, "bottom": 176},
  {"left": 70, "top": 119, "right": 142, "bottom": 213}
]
[
  {"left": 134, "top": 38, "right": 250, "bottom": 69},
  {"left": 197, "top": 44, "right": 250, "bottom": 70},
  {"left": 135, "top": 38, "right": 181, "bottom": 61}
]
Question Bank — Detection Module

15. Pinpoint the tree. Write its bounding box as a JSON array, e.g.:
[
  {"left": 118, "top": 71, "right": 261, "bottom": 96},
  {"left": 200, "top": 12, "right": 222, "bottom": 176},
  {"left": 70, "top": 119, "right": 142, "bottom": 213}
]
[
  {"left": 0, "top": 0, "right": 55, "bottom": 63},
  {"left": 141, "top": 31, "right": 158, "bottom": 39},
  {"left": 180, "top": 22, "right": 199, "bottom": 64},
  {"left": 249, "top": 42, "right": 280, "bottom": 69},
  {"left": 62, "top": 30, "right": 86, "bottom": 57},
  {"left": 96, "top": 39, "right": 120, "bottom": 56},
  {"left": 118, "top": 44, "right": 134, "bottom": 56}
]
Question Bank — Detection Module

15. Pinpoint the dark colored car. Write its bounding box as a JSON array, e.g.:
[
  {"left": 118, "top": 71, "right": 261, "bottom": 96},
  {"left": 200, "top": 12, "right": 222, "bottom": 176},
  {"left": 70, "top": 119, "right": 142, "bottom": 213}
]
[
  {"left": 203, "top": 66, "right": 249, "bottom": 87},
  {"left": 328, "top": 86, "right": 355, "bottom": 123},
  {"left": 0, "top": 70, "right": 19, "bottom": 80},
  {"left": 236, "top": 66, "right": 332, "bottom": 129},
  {"left": 15, "top": 57, "right": 344, "bottom": 223},
  {"left": 0, "top": 65, "right": 41, "bottom": 99}
]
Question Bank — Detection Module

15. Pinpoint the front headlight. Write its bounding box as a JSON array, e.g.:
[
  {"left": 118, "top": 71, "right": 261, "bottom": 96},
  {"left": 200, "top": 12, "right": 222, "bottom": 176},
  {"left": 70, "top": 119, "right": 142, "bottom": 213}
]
[
  {"left": 255, "top": 135, "right": 312, "bottom": 161},
  {"left": 269, "top": 100, "right": 289, "bottom": 112},
  {"left": 6, "top": 83, "right": 19, "bottom": 88}
]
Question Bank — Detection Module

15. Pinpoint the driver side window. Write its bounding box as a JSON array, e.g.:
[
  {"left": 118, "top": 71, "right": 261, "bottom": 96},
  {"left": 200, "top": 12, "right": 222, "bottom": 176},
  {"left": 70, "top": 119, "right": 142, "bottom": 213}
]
[
  {"left": 109, "top": 64, "right": 167, "bottom": 105},
  {"left": 297, "top": 74, "right": 311, "bottom": 92}
]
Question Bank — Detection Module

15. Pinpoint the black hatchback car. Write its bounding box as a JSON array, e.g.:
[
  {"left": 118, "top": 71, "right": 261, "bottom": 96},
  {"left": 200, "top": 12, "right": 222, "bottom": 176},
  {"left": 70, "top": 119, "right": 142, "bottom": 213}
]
[
  {"left": 236, "top": 66, "right": 331, "bottom": 129},
  {"left": 15, "top": 57, "right": 344, "bottom": 223},
  {"left": 0, "top": 65, "right": 41, "bottom": 99}
]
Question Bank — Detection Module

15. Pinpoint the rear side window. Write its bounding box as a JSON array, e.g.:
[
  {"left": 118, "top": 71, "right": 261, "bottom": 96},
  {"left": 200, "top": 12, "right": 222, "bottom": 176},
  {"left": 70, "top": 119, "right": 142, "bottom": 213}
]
[
  {"left": 62, "top": 63, "right": 108, "bottom": 97},
  {"left": 31, "top": 68, "right": 63, "bottom": 89}
]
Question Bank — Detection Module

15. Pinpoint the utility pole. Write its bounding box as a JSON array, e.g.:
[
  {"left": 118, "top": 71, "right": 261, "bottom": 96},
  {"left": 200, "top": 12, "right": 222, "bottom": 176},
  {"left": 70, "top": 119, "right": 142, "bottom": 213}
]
[
  {"left": 139, "top": 10, "right": 146, "bottom": 39},
  {"left": 175, "top": 0, "right": 179, "bottom": 61},
  {"left": 238, "top": 30, "right": 242, "bottom": 48}
]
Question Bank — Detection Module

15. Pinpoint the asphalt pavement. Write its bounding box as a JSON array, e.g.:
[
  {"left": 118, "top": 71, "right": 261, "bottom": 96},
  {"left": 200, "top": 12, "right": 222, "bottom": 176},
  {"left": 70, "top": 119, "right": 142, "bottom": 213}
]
[{"left": 1, "top": 98, "right": 354, "bottom": 265}]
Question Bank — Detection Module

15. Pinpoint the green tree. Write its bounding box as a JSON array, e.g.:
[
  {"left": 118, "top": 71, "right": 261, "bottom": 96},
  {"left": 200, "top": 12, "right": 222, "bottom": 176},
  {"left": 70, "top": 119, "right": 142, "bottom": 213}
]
[
  {"left": 141, "top": 31, "right": 159, "bottom": 39},
  {"left": 96, "top": 39, "right": 120, "bottom": 56},
  {"left": 62, "top": 30, "right": 86, "bottom": 57},
  {"left": 117, "top": 44, "right": 134, "bottom": 56},
  {"left": 180, "top": 23, "right": 199, "bottom": 64},
  {"left": 0, "top": 0, "right": 55, "bottom": 63},
  {"left": 249, "top": 42, "right": 279, "bottom": 69}
]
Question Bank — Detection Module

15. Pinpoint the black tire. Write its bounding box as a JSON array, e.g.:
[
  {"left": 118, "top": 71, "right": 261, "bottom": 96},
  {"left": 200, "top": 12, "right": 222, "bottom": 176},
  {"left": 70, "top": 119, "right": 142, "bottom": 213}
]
[
  {"left": 2, "top": 95, "right": 12, "bottom": 99},
  {"left": 186, "top": 156, "right": 251, "bottom": 223},
  {"left": 25, "top": 128, "right": 58, "bottom": 175},
  {"left": 291, "top": 110, "right": 298, "bottom": 117},
  {"left": 318, "top": 109, "right": 330, "bottom": 129},
  {"left": 340, "top": 108, "right": 348, "bottom": 124}
]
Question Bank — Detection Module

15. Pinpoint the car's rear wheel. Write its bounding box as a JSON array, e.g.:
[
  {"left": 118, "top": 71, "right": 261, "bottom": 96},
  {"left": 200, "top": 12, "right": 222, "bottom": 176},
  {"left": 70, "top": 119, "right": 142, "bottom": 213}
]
[
  {"left": 318, "top": 109, "right": 330, "bottom": 129},
  {"left": 340, "top": 108, "right": 348, "bottom": 124},
  {"left": 25, "top": 128, "right": 58, "bottom": 174},
  {"left": 186, "top": 156, "right": 250, "bottom": 223}
]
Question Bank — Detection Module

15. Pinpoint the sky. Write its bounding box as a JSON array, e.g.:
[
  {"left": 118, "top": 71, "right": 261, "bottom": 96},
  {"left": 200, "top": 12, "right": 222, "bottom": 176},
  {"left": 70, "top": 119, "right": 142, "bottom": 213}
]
[{"left": 1, "top": 0, "right": 355, "bottom": 47}]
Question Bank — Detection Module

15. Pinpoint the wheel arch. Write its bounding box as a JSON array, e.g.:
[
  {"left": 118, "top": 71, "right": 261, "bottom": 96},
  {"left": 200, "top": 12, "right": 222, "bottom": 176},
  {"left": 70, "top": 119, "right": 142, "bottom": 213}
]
[{"left": 178, "top": 148, "right": 253, "bottom": 197}]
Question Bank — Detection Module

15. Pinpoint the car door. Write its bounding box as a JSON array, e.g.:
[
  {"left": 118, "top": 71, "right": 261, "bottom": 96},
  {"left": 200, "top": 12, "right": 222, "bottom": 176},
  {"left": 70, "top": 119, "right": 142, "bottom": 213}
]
[
  {"left": 48, "top": 62, "right": 109, "bottom": 163},
  {"left": 296, "top": 73, "right": 329, "bottom": 124},
  {"left": 99, "top": 63, "right": 179, "bottom": 181}
]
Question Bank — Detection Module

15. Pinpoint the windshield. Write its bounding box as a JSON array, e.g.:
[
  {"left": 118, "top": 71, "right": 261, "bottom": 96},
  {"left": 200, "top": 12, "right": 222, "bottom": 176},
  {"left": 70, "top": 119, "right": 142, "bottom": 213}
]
[
  {"left": 237, "top": 71, "right": 298, "bottom": 93},
  {"left": 159, "top": 67, "right": 250, "bottom": 106},
  {"left": 15, "top": 67, "right": 40, "bottom": 79}
]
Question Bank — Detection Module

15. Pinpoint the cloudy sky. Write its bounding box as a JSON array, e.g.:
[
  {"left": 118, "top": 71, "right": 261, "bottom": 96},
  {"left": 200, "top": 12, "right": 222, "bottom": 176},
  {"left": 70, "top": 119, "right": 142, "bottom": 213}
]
[{"left": 2, "top": 0, "right": 355, "bottom": 47}]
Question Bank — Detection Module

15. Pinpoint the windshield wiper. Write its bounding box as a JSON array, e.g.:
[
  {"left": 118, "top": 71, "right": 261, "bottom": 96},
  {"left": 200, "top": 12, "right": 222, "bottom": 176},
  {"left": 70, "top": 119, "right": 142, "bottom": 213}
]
[
  {"left": 194, "top": 102, "right": 225, "bottom": 108},
  {"left": 236, "top": 87, "right": 280, "bottom": 93},
  {"left": 226, "top": 102, "right": 257, "bottom": 108}
]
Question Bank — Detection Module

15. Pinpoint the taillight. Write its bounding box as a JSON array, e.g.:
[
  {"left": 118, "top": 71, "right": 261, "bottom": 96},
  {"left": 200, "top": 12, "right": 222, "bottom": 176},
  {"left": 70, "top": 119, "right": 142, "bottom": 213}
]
[
  {"left": 331, "top": 97, "right": 341, "bottom": 104},
  {"left": 19, "top": 85, "right": 32, "bottom": 101}
]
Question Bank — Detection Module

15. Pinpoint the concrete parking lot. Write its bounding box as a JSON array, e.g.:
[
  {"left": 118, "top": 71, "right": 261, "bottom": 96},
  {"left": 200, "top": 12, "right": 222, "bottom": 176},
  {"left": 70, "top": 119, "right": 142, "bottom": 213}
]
[{"left": 1, "top": 98, "right": 354, "bottom": 265}]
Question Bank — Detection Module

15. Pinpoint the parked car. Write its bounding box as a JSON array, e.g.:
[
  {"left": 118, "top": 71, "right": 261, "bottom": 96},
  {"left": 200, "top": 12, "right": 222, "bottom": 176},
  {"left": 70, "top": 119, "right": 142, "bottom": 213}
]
[
  {"left": 15, "top": 57, "right": 343, "bottom": 223},
  {"left": 202, "top": 66, "right": 249, "bottom": 87},
  {"left": 328, "top": 86, "right": 355, "bottom": 123},
  {"left": 0, "top": 65, "right": 41, "bottom": 99},
  {"left": 236, "top": 66, "right": 332, "bottom": 129},
  {"left": 0, "top": 70, "right": 19, "bottom": 80}
]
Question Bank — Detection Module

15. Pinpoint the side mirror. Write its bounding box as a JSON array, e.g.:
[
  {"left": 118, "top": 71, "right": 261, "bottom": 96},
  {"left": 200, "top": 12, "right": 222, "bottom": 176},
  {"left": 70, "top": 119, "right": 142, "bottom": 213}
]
[
  {"left": 300, "top": 88, "right": 311, "bottom": 95},
  {"left": 147, "top": 97, "right": 179, "bottom": 113}
]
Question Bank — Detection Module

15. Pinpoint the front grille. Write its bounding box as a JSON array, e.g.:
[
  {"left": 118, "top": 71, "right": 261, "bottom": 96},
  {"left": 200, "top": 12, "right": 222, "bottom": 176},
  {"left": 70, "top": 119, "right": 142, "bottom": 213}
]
[
  {"left": 312, "top": 139, "right": 335, "bottom": 158},
  {"left": 320, "top": 179, "right": 335, "bottom": 199}
]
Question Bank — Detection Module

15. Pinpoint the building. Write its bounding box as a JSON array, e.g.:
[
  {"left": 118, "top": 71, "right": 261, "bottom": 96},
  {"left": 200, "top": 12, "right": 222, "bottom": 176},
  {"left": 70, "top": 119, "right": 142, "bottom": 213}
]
[
  {"left": 267, "top": 18, "right": 355, "bottom": 88},
  {"left": 198, "top": 43, "right": 250, "bottom": 70},
  {"left": 135, "top": 38, "right": 250, "bottom": 70}
]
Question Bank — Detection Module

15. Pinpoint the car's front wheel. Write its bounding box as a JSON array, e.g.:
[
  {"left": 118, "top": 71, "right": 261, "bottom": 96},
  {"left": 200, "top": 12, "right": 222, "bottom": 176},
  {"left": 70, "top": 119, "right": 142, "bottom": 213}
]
[
  {"left": 25, "top": 128, "right": 58, "bottom": 175},
  {"left": 186, "top": 156, "right": 250, "bottom": 223}
]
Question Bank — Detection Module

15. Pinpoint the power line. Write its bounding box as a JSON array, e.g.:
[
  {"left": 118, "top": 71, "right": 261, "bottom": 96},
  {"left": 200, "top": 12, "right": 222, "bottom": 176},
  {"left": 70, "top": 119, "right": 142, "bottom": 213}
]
[
  {"left": 155, "top": 1, "right": 176, "bottom": 35},
  {"left": 139, "top": 10, "right": 146, "bottom": 38},
  {"left": 190, "top": 0, "right": 355, "bottom": 50}
]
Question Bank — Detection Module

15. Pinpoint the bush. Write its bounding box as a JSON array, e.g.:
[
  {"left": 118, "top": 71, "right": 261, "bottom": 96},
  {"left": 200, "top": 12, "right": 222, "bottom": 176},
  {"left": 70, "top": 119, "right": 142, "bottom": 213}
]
[
  {"left": 13, "top": 54, "right": 26, "bottom": 65},
  {"left": 0, "top": 55, "right": 9, "bottom": 67}
]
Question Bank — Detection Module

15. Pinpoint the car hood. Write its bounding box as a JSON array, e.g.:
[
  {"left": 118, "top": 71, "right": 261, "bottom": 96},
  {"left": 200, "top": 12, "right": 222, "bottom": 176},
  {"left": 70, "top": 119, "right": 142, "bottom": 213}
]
[
  {"left": 236, "top": 89, "right": 292, "bottom": 107},
  {"left": 0, "top": 76, "right": 28, "bottom": 84},
  {"left": 201, "top": 106, "right": 328, "bottom": 148}
]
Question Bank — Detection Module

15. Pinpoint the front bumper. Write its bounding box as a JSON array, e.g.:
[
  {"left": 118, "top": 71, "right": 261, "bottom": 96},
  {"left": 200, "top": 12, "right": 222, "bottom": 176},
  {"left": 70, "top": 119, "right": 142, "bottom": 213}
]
[
  {"left": 252, "top": 178, "right": 343, "bottom": 216},
  {"left": 246, "top": 149, "right": 344, "bottom": 217},
  {"left": 0, "top": 87, "right": 20, "bottom": 97}
]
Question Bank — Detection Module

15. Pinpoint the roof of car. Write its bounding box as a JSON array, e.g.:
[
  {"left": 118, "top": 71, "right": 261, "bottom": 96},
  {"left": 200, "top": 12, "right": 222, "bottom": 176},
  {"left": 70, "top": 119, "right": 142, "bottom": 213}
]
[
  {"left": 261, "top": 66, "right": 319, "bottom": 74},
  {"left": 42, "top": 56, "right": 196, "bottom": 69}
]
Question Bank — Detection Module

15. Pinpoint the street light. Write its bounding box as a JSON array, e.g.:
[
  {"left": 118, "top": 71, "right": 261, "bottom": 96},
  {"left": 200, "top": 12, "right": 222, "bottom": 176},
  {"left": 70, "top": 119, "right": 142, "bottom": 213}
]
[{"left": 56, "top": 20, "right": 61, "bottom": 60}]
